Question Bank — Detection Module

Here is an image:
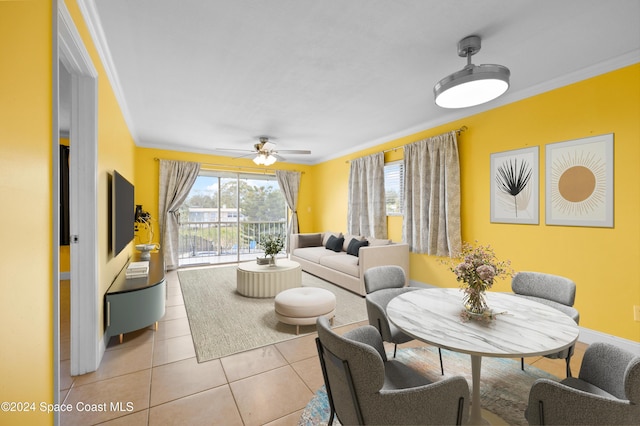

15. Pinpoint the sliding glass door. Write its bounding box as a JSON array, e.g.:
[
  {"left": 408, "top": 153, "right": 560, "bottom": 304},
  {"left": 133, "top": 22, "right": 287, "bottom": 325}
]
[{"left": 178, "top": 171, "right": 287, "bottom": 267}]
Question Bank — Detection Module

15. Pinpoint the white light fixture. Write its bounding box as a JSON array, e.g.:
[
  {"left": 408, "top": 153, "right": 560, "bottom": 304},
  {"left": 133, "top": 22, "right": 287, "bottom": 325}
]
[
  {"left": 434, "top": 35, "right": 510, "bottom": 109},
  {"left": 253, "top": 152, "right": 277, "bottom": 166},
  {"left": 253, "top": 153, "right": 266, "bottom": 165},
  {"left": 264, "top": 154, "right": 277, "bottom": 166}
]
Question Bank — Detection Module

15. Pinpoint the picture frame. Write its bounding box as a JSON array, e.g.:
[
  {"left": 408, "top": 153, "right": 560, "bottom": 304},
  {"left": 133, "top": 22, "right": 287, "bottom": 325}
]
[
  {"left": 490, "top": 146, "right": 539, "bottom": 224},
  {"left": 545, "top": 133, "right": 614, "bottom": 227}
]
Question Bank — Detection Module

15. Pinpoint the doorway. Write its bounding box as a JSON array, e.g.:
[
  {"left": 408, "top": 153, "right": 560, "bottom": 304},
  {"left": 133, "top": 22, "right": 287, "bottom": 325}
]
[{"left": 56, "top": 0, "right": 100, "bottom": 384}]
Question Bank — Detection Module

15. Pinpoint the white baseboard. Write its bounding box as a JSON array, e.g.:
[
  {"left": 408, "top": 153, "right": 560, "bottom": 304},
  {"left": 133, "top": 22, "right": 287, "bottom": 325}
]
[
  {"left": 408, "top": 281, "right": 640, "bottom": 355},
  {"left": 578, "top": 327, "right": 640, "bottom": 355}
]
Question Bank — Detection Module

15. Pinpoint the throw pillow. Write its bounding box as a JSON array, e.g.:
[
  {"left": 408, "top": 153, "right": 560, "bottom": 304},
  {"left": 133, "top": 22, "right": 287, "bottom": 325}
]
[
  {"left": 325, "top": 235, "right": 344, "bottom": 252},
  {"left": 342, "top": 234, "right": 364, "bottom": 251},
  {"left": 322, "top": 231, "right": 342, "bottom": 247},
  {"left": 347, "top": 238, "right": 369, "bottom": 256},
  {"left": 297, "top": 233, "right": 322, "bottom": 248}
]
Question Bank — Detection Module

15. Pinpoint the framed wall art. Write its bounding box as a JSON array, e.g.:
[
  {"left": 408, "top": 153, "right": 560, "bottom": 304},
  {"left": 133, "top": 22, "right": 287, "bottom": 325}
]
[
  {"left": 490, "top": 146, "right": 539, "bottom": 224},
  {"left": 545, "top": 133, "right": 614, "bottom": 227}
]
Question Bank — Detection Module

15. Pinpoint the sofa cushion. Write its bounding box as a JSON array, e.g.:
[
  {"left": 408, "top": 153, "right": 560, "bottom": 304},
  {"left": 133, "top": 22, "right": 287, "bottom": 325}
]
[
  {"left": 347, "top": 238, "right": 369, "bottom": 256},
  {"left": 367, "top": 237, "right": 391, "bottom": 246},
  {"left": 325, "top": 235, "right": 344, "bottom": 252},
  {"left": 293, "top": 247, "right": 340, "bottom": 263},
  {"left": 322, "top": 231, "right": 342, "bottom": 246},
  {"left": 319, "top": 253, "right": 359, "bottom": 277},
  {"left": 298, "top": 233, "right": 322, "bottom": 248},
  {"left": 342, "top": 234, "right": 365, "bottom": 251}
]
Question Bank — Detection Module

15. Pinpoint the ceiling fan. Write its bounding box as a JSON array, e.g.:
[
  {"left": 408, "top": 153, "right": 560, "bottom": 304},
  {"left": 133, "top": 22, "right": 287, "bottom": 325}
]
[{"left": 216, "top": 136, "right": 311, "bottom": 166}]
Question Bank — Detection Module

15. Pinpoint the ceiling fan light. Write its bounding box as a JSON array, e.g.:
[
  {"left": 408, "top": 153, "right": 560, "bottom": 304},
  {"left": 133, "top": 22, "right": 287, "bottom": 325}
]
[
  {"left": 434, "top": 64, "right": 510, "bottom": 108},
  {"left": 264, "top": 154, "right": 277, "bottom": 166},
  {"left": 253, "top": 154, "right": 265, "bottom": 165}
]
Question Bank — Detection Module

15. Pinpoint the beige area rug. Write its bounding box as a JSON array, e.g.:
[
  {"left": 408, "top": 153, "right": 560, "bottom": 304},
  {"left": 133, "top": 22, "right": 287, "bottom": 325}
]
[{"left": 177, "top": 266, "right": 367, "bottom": 362}]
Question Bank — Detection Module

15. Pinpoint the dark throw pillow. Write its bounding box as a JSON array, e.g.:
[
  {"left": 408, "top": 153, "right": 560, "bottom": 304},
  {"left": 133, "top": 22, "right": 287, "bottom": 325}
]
[
  {"left": 347, "top": 238, "right": 369, "bottom": 257},
  {"left": 297, "top": 233, "right": 322, "bottom": 248},
  {"left": 325, "top": 235, "right": 344, "bottom": 252}
]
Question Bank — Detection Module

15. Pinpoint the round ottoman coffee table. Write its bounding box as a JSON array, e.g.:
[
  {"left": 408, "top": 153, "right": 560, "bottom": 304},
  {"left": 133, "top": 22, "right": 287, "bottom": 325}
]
[
  {"left": 236, "top": 259, "right": 302, "bottom": 298},
  {"left": 275, "top": 287, "right": 336, "bottom": 334}
]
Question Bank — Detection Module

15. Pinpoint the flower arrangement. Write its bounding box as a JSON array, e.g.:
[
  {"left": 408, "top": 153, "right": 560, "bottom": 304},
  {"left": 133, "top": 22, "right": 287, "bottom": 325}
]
[
  {"left": 259, "top": 234, "right": 285, "bottom": 258},
  {"left": 448, "top": 241, "right": 513, "bottom": 319}
]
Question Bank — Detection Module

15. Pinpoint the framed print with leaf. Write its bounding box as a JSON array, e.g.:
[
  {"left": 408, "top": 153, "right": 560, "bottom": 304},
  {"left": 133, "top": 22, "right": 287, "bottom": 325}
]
[
  {"left": 490, "top": 147, "right": 539, "bottom": 224},
  {"left": 545, "top": 133, "right": 613, "bottom": 227}
]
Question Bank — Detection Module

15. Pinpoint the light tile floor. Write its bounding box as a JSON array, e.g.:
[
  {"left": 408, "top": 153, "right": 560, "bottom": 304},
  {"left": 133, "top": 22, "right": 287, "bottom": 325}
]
[{"left": 60, "top": 271, "right": 587, "bottom": 425}]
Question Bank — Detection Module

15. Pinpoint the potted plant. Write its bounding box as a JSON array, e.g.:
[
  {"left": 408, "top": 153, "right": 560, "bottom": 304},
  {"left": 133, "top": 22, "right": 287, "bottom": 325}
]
[
  {"left": 257, "top": 234, "right": 285, "bottom": 266},
  {"left": 448, "top": 241, "right": 513, "bottom": 321}
]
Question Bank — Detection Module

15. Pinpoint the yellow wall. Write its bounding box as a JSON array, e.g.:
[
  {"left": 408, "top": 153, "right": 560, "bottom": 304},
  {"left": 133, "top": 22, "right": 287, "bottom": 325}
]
[
  {"left": 312, "top": 64, "right": 640, "bottom": 342},
  {"left": 133, "top": 147, "right": 314, "bottom": 239},
  {"left": 0, "top": 1, "right": 138, "bottom": 422},
  {"left": 0, "top": 1, "right": 53, "bottom": 424}
]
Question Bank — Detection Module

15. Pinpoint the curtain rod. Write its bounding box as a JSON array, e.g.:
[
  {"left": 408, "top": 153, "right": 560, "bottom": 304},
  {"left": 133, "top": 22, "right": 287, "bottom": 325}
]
[
  {"left": 382, "top": 126, "right": 468, "bottom": 154},
  {"left": 345, "top": 126, "right": 468, "bottom": 163},
  {"left": 152, "top": 157, "right": 304, "bottom": 174}
]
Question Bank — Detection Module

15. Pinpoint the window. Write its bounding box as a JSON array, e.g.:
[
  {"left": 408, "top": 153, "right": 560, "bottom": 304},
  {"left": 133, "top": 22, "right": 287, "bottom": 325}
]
[
  {"left": 177, "top": 170, "right": 287, "bottom": 266},
  {"left": 384, "top": 161, "right": 404, "bottom": 215}
]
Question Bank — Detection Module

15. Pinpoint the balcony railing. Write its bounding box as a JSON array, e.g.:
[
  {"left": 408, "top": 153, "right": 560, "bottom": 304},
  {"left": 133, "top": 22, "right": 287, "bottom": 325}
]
[{"left": 178, "top": 220, "right": 287, "bottom": 267}]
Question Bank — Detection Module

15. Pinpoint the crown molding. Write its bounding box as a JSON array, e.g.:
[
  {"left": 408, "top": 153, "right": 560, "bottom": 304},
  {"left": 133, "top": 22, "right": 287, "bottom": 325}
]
[{"left": 76, "top": 0, "right": 139, "bottom": 143}]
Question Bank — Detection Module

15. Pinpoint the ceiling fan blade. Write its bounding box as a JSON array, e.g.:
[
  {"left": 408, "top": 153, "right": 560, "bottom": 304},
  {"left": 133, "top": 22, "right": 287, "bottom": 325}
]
[
  {"left": 276, "top": 149, "right": 311, "bottom": 154},
  {"left": 232, "top": 152, "right": 257, "bottom": 159},
  {"left": 272, "top": 153, "right": 287, "bottom": 161},
  {"left": 215, "top": 148, "right": 255, "bottom": 153}
]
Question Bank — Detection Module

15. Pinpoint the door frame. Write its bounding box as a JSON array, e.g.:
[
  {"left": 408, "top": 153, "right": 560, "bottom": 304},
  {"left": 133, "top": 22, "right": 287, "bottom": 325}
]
[{"left": 56, "top": 0, "right": 101, "bottom": 379}]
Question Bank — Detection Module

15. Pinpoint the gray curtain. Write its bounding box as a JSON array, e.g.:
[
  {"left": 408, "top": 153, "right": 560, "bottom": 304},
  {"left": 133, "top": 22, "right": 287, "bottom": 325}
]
[
  {"left": 347, "top": 152, "right": 387, "bottom": 238},
  {"left": 158, "top": 160, "right": 200, "bottom": 270},
  {"left": 403, "top": 132, "right": 461, "bottom": 256},
  {"left": 275, "top": 169, "right": 301, "bottom": 253}
]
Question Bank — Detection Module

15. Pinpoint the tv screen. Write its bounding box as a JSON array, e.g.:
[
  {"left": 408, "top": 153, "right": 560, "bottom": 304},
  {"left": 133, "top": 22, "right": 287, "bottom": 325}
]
[{"left": 112, "top": 171, "right": 135, "bottom": 256}]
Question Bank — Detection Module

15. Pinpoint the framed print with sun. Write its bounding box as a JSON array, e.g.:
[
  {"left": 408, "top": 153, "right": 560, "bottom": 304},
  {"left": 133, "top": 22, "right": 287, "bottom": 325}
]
[
  {"left": 490, "top": 146, "right": 539, "bottom": 224},
  {"left": 545, "top": 133, "right": 614, "bottom": 227}
]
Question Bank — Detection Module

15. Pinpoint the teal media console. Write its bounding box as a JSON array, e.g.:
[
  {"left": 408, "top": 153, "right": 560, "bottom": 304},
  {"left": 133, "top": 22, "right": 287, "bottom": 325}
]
[{"left": 105, "top": 251, "right": 165, "bottom": 343}]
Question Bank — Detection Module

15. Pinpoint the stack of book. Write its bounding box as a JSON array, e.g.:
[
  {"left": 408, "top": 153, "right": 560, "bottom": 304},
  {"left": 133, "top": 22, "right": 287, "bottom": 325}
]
[{"left": 126, "top": 261, "right": 149, "bottom": 279}]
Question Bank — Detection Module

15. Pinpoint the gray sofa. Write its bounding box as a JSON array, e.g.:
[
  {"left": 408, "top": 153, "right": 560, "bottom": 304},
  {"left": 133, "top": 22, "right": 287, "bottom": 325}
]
[{"left": 289, "top": 232, "right": 410, "bottom": 296}]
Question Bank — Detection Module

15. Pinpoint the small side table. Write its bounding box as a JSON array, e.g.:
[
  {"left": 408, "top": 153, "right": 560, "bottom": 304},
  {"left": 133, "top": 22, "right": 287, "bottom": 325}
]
[{"left": 236, "top": 259, "right": 302, "bottom": 298}]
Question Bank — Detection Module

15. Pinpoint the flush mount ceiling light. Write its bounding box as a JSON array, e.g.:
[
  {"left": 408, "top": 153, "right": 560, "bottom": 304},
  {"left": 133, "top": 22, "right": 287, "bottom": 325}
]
[{"left": 434, "top": 35, "right": 510, "bottom": 109}]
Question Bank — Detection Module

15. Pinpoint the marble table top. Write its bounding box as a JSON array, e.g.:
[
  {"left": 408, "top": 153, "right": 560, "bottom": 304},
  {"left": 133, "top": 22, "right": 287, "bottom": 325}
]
[{"left": 387, "top": 288, "right": 579, "bottom": 358}]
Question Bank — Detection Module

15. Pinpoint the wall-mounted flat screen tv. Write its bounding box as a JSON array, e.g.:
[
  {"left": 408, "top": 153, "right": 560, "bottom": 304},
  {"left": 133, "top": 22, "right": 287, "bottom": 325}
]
[{"left": 112, "top": 170, "right": 135, "bottom": 256}]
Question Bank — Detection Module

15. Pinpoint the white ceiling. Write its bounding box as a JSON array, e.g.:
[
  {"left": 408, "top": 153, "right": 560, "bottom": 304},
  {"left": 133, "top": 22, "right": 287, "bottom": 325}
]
[{"left": 70, "top": 0, "right": 640, "bottom": 164}]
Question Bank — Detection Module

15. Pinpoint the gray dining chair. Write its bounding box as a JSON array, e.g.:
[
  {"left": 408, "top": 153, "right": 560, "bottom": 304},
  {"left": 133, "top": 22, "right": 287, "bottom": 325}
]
[
  {"left": 315, "top": 316, "right": 470, "bottom": 425},
  {"left": 525, "top": 342, "right": 640, "bottom": 425},
  {"left": 511, "top": 271, "right": 579, "bottom": 377},
  {"left": 364, "top": 265, "right": 444, "bottom": 374}
]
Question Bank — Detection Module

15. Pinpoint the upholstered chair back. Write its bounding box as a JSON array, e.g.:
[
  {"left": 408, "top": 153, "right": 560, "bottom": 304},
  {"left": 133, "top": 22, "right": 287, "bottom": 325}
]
[
  {"left": 315, "top": 316, "right": 470, "bottom": 425},
  {"left": 316, "top": 316, "right": 386, "bottom": 425},
  {"left": 526, "top": 342, "right": 640, "bottom": 425},
  {"left": 364, "top": 265, "right": 405, "bottom": 293},
  {"left": 579, "top": 342, "right": 640, "bottom": 402},
  {"left": 511, "top": 271, "right": 576, "bottom": 306}
]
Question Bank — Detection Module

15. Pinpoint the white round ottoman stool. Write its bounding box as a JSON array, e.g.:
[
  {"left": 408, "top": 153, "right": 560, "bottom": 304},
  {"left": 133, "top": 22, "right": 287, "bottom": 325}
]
[{"left": 275, "top": 287, "right": 336, "bottom": 334}]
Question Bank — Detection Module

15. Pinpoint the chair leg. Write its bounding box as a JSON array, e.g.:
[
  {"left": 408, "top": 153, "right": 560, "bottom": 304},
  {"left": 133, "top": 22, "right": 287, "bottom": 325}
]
[
  {"left": 393, "top": 343, "right": 398, "bottom": 358},
  {"left": 566, "top": 354, "right": 572, "bottom": 378},
  {"left": 521, "top": 357, "right": 525, "bottom": 371},
  {"left": 438, "top": 348, "right": 444, "bottom": 375}
]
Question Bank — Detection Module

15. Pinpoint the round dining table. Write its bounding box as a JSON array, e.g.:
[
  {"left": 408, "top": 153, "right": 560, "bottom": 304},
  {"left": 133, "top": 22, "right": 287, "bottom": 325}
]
[{"left": 387, "top": 288, "right": 579, "bottom": 425}]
